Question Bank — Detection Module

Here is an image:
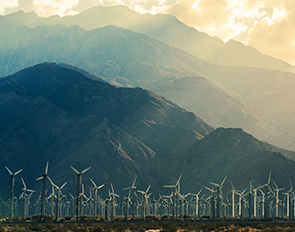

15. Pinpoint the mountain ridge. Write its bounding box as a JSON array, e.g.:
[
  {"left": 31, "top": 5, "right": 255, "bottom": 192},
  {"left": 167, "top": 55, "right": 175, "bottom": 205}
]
[{"left": 2, "top": 63, "right": 295, "bottom": 199}]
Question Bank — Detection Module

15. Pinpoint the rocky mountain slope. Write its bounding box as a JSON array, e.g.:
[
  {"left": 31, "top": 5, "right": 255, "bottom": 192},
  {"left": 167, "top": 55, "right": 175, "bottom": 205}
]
[
  {"left": 1, "top": 63, "right": 295, "bottom": 200},
  {"left": 3, "top": 7, "right": 295, "bottom": 73},
  {"left": 0, "top": 22, "right": 293, "bottom": 151}
]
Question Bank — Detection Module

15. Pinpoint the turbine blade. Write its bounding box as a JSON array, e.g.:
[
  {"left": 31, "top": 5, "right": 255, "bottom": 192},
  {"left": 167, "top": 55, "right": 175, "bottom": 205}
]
[
  {"left": 230, "top": 181, "right": 235, "bottom": 191},
  {"left": 61, "top": 182, "right": 67, "bottom": 189},
  {"left": 81, "top": 167, "right": 91, "bottom": 174},
  {"left": 204, "top": 186, "right": 214, "bottom": 193},
  {"left": 132, "top": 175, "right": 137, "bottom": 187},
  {"left": 197, "top": 188, "right": 203, "bottom": 195},
  {"left": 163, "top": 185, "right": 174, "bottom": 188},
  {"left": 110, "top": 183, "right": 114, "bottom": 193},
  {"left": 123, "top": 187, "right": 131, "bottom": 191},
  {"left": 36, "top": 176, "right": 43, "bottom": 181},
  {"left": 146, "top": 185, "right": 151, "bottom": 193},
  {"left": 98, "top": 184, "right": 105, "bottom": 190},
  {"left": 268, "top": 171, "right": 272, "bottom": 185},
  {"left": 176, "top": 175, "right": 182, "bottom": 186},
  {"left": 21, "top": 177, "right": 26, "bottom": 189},
  {"left": 45, "top": 161, "right": 49, "bottom": 175},
  {"left": 14, "top": 169, "right": 23, "bottom": 176},
  {"left": 70, "top": 166, "right": 79, "bottom": 174},
  {"left": 273, "top": 180, "right": 278, "bottom": 190},
  {"left": 90, "top": 178, "right": 97, "bottom": 188},
  {"left": 5, "top": 166, "right": 13, "bottom": 175},
  {"left": 209, "top": 182, "right": 218, "bottom": 187},
  {"left": 221, "top": 176, "right": 227, "bottom": 186}
]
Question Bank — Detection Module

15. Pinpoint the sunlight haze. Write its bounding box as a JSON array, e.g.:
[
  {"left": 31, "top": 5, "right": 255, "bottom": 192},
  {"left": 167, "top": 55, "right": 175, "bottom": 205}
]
[{"left": 1, "top": 0, "right": 294, "bottom": 65}]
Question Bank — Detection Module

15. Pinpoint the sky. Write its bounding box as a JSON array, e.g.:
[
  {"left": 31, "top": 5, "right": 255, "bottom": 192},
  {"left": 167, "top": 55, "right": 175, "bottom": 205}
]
[{"left": 1, "top": 0, "right": 294, "bottom": 65}]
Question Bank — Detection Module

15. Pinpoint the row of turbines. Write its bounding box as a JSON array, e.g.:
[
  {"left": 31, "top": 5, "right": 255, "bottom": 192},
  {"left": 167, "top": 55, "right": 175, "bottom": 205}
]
[{"left": 2, "top": 162, "right": 295, "bottom": 222}]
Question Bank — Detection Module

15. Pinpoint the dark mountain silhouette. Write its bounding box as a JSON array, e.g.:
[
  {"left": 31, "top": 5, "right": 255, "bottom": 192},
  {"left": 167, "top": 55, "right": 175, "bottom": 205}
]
[
  {"left": 1, "top": 63, "right": 295, "bottom": 200},
  {"left": 0, "top": 63, "right": 211, "bottom": 197}
]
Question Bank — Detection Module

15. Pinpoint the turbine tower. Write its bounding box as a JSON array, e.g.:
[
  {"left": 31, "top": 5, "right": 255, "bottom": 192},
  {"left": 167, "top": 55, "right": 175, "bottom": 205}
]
[
  {"left": 5, "top": 166, "right": 22, "bottom": 219},
  {"left": 123, "top": 175, "right": 137, "bottom": 220},
  {"left": 36, "top": 161, "right": 49, "bottom": 219},
  {"left": 20, "top": 177, "right": 34, "bottom": 219},
  {"left": 163, "top": 175, "right": 181, "bottom": 220},
  {"left": 273, "top": 180, "right": 284, "bottom": 217},
  {"left": 90, "top": 178, "right": 104, "bottom": 220},
  {"left": 47, "top": 176, "right": 67, "bottom": 220},
  {"left": 209, "top": 176, "right": 227, "bottom": 220},
  {"left": 70, "top": 165, "right": 91, "bottom": 222},
  {"left": 262, "top": 171, "right": 272, "bottom": 220}
]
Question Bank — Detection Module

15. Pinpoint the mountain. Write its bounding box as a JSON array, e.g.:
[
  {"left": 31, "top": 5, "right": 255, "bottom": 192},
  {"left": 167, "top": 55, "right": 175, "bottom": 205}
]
[
  {"left": 0, "top": 23, "right": 294, "bottom": 151},
  {"left": 1, "top": 63, "right": 295, "bottom": 200},
  {"left": 3, "top": 7, "right": 295, "bottom": 73},
  {"left": 0, "top": 62, "right": 212, "bottom": 198}
]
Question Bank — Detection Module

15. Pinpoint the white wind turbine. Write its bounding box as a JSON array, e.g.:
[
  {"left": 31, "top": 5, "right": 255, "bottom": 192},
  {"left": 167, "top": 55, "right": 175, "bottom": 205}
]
[
  {"left": 5, "top": 166, "right": 22, "bottom": 218},
  {"left": 70, "top": 165, "right": 91, "bottom": 221},
  {"left": 123, "top": 175, "right": 137, "bottom": 219},
  {"left": 109, "top": 183, "right": 120, "bottom": 220},
  {"left": 36, "top": 161, "right": 49, "bottom": 219},
  {"left": 90, "top": 178, "right": 104, "bottom": 220},
  {"left": 236, "top": 189, "right": 246, "bottom": 219},
  {"left": 47, "top": 176, "right": 67, "bottom": 220},
  {"left": 210, "top": 176, "right": 227, "bottom": 220},
  {"left": 262, "top": 171, "right": 272, "bottom": 220},
  {"left": 273, "top": 180, "right": 284, "bottom": 217},
  {"left": 163, "top": 175, "right": 181, "bottom": 220},
  {"left": 137, "top": 185, "right": 151, "bottom": 221},
  {"left": 286, "top": 179, "right": 293, "bottom": 220},
  {"left": 191, "top": 188, "right": 202, "bottom": 218},
  {"left": 19, "top": 177, "right": 34, "bottom": 219},
  {"left": 230, "top": 181, "right": 240, "bottom": 218},
  {"left": 204, "top": 186, "right": 216, "bottom": 220}
]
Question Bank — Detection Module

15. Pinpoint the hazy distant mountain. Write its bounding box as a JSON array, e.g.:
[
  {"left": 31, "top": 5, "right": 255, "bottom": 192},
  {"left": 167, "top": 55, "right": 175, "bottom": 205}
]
[
  {"left": 1, "top": 63, "right": 295, "bottom": 200},
  {"left": 0, "top": 23, "right": 294, "bottom": 151},
  {"left": 3, "top": 7, "right": 295, "bottom": 73}
]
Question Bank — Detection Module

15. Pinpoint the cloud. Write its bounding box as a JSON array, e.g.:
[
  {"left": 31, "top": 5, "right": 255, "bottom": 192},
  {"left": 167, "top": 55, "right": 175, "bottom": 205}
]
[
  {"left": 246, "top": 0, "right": 295, "bottom": 65},
  {"left": 159, "top": 0, "right": 294, "bottom": 65},
  {"left": 94, "top": 0, "right": 174, "bottom": 14},
  {"left": 32, "top": 0, "right": 79, "bottom": 17},
  {"left": 0, "top": 0, "right": 19, "bottom": 14}
]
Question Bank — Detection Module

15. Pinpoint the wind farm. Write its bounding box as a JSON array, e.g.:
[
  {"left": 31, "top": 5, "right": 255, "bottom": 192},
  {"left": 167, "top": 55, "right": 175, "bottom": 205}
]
[{"left": 2, "top": 163, "right": 295, "bottom": 225}]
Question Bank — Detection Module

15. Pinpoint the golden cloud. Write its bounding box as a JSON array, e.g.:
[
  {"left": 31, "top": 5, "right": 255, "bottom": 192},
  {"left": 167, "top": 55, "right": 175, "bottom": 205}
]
[{"left": 0, "top": 0, "right": 19, "bottom": 14}]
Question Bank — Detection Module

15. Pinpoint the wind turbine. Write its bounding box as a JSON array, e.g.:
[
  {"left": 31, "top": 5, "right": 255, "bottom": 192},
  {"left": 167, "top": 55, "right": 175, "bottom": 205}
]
[
  {"left": 262, "top": 171, "right": 272, "bottom": 220},
  {"left": 47, "top": 176, "right": 67, "bottom": 220},
  {"left": 137, "top": 185, "right": 151, "bottom": 221},
  {"left": 70, "top": 165, "right": 91, "bottom": 221},
  {"left": 5, "top": 166, "right": 22, "bottom": 219},
  {"left": 205, "top": 186, "right": 216, "bottom": 220},
  {"left": 210, "top": 176, "right": 227, "bottom": 220},
  {"left": 230, "top": 181, "right": 240, "bottom": 218},
  {"left": 90, "top": 178, "right": 104, "bottom": 220},
  {"left": 36, "top": 161, "right": 49, "bottom": 219},
  {"left": 286, "top": 179, "right": 293, "bottom": 221},
  {"left": 109, "top": 183, "right": 120, "bottom": 220},
  {"left": 236, "top": 189, "right": 246, "bottom": 220},
  {"left": 123, "top": 175, "right": 137, "bottom": 220},
  {"left": 19, "top": 177, "right": 34, "bottom": 219},
  {"left": 191, "top": 189, "right": 202, "bottom": 218},
  {"left": 273, "top": 180, "right": 284, "bottom": 217},
  {"left": 163, "top": 175, "right": 181, "bottom": 220}
]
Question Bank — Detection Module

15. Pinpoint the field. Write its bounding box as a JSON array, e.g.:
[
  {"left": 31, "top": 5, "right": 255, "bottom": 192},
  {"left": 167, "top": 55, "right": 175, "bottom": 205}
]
[{"left": 2, "top": 221, "right": 295, "bottom": 232}]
